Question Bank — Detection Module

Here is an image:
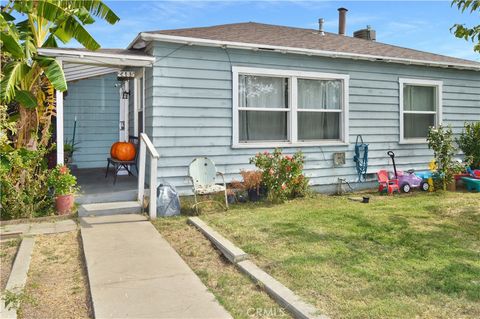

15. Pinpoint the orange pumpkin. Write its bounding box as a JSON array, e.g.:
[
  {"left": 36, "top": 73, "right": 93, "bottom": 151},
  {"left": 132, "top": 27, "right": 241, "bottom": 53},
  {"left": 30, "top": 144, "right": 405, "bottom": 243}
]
[
  {"left": 110, "top": 142, "right": 121, "bottom": 158},
  {"left": 113, "top": 142, "right": 136, "bottom": 161}
]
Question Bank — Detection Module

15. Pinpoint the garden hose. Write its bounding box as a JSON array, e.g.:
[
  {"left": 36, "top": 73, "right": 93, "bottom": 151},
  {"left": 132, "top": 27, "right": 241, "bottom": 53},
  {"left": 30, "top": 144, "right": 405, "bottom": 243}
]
[{"left": 353, "top": 135, "right": 369, "bottom": 182}]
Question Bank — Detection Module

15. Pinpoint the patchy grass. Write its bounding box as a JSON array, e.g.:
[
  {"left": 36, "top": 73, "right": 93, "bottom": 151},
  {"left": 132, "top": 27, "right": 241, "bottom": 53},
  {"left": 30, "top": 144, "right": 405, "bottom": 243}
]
[
  {"left": 199, "top": 192, "right": 480, "bottom": 319},
  {"left": 1, "top": 238, "right": 20, "bottom": 291},
  {"left": 19, "top": 231, "right": 92, "bottom": 319},
  {"left": 152, "top": 217, "right": 291, "bottom": 319}
]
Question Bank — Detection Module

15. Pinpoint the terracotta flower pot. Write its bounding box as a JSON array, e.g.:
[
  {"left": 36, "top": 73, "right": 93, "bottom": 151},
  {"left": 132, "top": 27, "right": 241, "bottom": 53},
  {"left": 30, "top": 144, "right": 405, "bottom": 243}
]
[
  {"left": 247, "top": 189, "right": 261, "bottom": 202},
  {"left": 55, "top": 194, "right": 74, "bottom": 215},
  {"left": 447, "top": 181, "right": 456, "bottom": 192}
]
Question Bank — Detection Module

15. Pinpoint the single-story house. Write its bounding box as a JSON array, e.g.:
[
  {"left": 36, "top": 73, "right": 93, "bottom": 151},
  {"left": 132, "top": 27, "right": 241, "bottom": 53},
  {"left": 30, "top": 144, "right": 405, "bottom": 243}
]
[{"left": 39, "top": 10, "right": 480, "bottom": 196}]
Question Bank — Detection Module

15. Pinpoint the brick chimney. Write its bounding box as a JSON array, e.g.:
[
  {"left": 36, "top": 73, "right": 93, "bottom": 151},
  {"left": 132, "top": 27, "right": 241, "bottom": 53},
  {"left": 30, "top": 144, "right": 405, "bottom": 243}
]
[{"left": 354, "top": 25, "right": 377, "bottom": 41}]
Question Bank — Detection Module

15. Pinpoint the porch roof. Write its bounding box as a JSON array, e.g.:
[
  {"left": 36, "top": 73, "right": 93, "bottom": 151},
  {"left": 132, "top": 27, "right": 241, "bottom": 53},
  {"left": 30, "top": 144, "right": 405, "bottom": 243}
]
[{"left": 38, "top": 48, "right": 155, "bottom": 82}]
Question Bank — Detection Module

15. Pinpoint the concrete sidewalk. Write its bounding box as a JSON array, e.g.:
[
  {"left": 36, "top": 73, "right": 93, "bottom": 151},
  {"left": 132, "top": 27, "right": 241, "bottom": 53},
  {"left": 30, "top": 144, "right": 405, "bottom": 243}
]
[
  {"left": 80, "top": 214, "right": 231, "bottom": 319},
  {"left": 1, "top": 219, "right": 77, "bottom": 238}
]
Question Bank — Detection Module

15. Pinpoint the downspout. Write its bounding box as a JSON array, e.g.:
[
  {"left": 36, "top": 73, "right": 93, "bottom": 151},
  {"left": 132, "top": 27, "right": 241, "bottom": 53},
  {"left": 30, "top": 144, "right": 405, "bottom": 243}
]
[{"left": 56, "top": 59, "right": 64, "bottom": 165}]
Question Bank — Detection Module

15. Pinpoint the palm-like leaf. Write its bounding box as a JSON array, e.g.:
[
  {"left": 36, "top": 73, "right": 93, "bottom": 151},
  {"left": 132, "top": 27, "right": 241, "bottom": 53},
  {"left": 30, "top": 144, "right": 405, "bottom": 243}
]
[
  {"left": 77, "top": 0, "right": 120, "bottom": 24},
  {"left": 14, "top": 90, "right": 38, "bottom": 109},
  {"left": 0, "top": 61, "right": 31, "bottom": 102},
  {"left": 74, "top": 7, "right": 96, "bottom": 25},
  {"left": 1, "top": 31, "right": 24, "bottom": 59},
  {"left": 36, "top": 57, "right": 67, "bottom": 92},
  {"left": 36, "top": 0, "right": 66, "bottom": 22},
  {"left": 58, "top": 16, "right": 100, "bottom": 50},
  {"left": 42, "top": 33, "right": 59, "bottom": 47}
]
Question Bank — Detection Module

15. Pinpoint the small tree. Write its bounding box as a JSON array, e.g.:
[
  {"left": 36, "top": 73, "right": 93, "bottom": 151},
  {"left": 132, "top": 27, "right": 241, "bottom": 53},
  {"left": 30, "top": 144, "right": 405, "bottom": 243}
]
[
  {"left": 456, "top": 121, "right": 480, "bottom": 168},
  {"left": 1, "top": 0, "right": 120, "bottom": 149},
  {"left": 427, "top": 125, "right": 457, "bottom": 191},
  {"left": 451, "top": 0, "right": 480, "bottom": 52}
]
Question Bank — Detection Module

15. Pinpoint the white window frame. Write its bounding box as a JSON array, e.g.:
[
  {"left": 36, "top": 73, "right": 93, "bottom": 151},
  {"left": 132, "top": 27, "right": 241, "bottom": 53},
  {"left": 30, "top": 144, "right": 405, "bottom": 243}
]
[
  {"left": 399, "top": 78, "right": 443, "bottom": 144},
  {"left": 232, "top": 66, "right": 349, "bottom": 148}
]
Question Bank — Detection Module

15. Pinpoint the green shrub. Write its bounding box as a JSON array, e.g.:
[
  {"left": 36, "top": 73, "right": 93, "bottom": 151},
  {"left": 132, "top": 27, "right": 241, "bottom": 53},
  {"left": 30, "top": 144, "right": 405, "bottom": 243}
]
[
  {"left": 0, "top": 148, "right": 54, "bottom": 220},
  {"left": 456, "top": 121, "right": 480, "bottom": 169},
  {"left": 250, "top": 148, "right": 309, "bottom": 202}
]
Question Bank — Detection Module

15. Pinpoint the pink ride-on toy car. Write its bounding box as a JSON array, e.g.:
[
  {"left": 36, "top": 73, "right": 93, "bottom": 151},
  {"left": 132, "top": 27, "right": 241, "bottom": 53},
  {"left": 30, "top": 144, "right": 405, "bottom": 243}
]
[{"left": 387, "top": 151, "right": 429, "bottom": 193}]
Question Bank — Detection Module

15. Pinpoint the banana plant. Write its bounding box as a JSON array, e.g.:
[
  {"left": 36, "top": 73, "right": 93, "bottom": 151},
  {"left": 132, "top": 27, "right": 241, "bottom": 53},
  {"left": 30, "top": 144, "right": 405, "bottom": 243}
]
[{"left": 0, "top": 0, "right": 119, "bottom": 149}]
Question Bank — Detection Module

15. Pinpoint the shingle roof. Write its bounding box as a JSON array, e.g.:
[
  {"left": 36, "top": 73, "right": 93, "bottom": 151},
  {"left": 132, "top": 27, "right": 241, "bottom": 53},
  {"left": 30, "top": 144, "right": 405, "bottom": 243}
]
[{"left": 144, "top": 22, "right": 480, "bottom": 68}]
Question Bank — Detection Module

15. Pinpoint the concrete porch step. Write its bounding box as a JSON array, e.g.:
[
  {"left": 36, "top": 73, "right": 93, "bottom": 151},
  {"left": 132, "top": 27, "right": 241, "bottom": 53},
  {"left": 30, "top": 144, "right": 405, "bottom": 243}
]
[
  {"left": 79, "top": 201, "right": 142, "bottom": 217},
  {"left": 76, "top": 189, "right": 138, "bottom": 205}
]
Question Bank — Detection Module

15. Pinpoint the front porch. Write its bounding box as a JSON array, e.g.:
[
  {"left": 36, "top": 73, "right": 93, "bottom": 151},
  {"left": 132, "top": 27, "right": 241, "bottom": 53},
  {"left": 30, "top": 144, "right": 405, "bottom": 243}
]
[
  {"left": 38, "top": 48, "right": 155, "bottom": 203},
  {"left": 74, "top": 168, "right": 138, "bottom": 204}
]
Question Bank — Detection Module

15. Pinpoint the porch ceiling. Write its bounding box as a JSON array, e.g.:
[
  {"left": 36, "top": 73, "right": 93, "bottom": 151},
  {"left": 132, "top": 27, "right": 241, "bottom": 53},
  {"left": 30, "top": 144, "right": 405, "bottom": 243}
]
[
  {"left": 38, "top": 48, "right": 155, "bottom": 82},
  {"left": 62, "top": 63, "right": 121, "bottom": 82}
]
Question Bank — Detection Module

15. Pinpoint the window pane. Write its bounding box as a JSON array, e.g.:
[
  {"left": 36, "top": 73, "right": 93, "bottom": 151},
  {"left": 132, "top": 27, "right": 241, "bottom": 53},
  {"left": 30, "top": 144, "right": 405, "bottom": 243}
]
[
  {"left": 239, "top": 75, "right": 288, "bottom": 108},
  {"left": 404, "top": 85, "right": 435, "bottom": 111},
  {"left": 239, "top": 111, "right": 287, "bottom": 141},
  {"left": 298, "top": 112, "right": 340, "bottom": 140},
  {"left": 404, "top": 113, "right": 435, "bottom": 138},
  {"left": 298, "top": 79, "right": 341, "bottom": 110}
]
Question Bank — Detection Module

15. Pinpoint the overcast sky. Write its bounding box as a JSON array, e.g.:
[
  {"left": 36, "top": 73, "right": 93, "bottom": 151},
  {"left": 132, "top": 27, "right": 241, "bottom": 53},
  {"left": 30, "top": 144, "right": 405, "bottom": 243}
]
[{"left": 70, "top": 0, "right": 479, "bottom": 61}]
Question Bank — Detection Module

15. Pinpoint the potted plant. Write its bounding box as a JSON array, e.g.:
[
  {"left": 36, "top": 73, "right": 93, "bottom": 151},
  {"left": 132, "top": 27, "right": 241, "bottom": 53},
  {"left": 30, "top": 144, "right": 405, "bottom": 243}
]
[
  {"left": 46, "top": 142, "right": 79, "bottom": 169},
  {"left": 64, "top": 142, "right": 79, "bottom": 165},
  {"left": 47, "top": 165, "right": 78, "bottom": 215},
  {"left": 240, "top": 170, "right": 263, "bottom": 202},
  {"left": 226, "top": 189, "right": 236, "bottom": 204}
]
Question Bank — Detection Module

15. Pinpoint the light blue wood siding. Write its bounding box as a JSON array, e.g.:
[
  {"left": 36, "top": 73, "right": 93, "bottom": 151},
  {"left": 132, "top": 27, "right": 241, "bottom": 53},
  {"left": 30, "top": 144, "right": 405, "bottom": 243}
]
[
  {"left": 152, "top": 42, "right": 480, "bottom": 194},
  {"left": 64, "top": 73, "right": 119, "bottom": 168},
  {"left": 147, "top": 42, "right": 480, "bottom": 193}
]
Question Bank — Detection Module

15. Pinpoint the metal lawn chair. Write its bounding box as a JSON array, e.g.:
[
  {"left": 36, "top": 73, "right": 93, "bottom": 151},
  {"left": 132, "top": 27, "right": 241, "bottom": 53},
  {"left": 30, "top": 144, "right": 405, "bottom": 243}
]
[{"left": 188, "top": 157, "right": 228, "bottom": 213}]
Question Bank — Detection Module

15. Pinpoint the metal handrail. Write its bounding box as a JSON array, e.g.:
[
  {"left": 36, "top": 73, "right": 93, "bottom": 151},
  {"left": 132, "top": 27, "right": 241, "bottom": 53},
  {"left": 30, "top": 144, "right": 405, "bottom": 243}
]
[{"left": 138, "top": 133, "right": 159, "bottom": 219}]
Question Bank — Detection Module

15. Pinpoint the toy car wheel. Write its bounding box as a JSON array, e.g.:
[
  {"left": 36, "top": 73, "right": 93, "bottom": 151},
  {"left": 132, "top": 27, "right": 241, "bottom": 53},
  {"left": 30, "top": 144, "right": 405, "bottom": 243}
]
[
  {"left": 421, "top": 182, "right": 429, "bottom": 191},
  {"left": 401, "top": 183, "right": 411, "bottom": 193}
]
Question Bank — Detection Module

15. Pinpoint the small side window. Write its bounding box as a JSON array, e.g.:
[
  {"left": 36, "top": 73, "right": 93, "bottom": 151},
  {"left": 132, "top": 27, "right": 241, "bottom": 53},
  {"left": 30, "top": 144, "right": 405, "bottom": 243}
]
[{"left": 399, "top": 79, "right": 442, "bottom": 144}]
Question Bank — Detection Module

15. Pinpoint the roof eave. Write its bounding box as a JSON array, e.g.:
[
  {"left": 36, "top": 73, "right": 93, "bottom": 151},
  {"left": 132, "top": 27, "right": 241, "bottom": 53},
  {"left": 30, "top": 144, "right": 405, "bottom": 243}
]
[
  {"left": 136, "top": 32, "right": 480, "bottom": 72},
  {"left": 37, "top": 48, "right": 156, "bottom": 67}
]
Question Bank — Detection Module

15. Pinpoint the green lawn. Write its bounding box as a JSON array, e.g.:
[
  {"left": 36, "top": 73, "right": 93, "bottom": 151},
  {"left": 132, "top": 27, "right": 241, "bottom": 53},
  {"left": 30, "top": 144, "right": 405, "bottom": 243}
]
[{"left": 201, "top": 192, "right": 480, "bottom": 319}]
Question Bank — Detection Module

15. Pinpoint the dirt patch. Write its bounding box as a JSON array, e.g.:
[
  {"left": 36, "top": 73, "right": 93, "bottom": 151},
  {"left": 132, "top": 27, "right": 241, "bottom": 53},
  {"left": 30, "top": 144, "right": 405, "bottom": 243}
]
[
  {"left": 1, "top": 238, "right": 20, "bottom": 292},
  {"left": 153, "top": 218, "right": 291, "bottom": 319},
  {"left": 18, "top": 231, "right": 92, "bottom": 319}
]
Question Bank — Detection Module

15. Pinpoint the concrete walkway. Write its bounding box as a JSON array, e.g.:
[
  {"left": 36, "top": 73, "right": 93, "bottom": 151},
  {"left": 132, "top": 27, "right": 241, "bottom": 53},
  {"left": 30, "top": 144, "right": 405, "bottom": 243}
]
[
  {"left": 0, "top": 219, "right": 77, "bottom": 238},
  {"left": 80, "top": 214, "right": 232, "bottom": 319}
]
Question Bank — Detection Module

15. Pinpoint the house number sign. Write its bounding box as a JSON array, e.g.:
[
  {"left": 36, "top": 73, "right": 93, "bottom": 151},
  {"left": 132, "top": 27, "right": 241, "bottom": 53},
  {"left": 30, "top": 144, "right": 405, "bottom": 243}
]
[{"left": 117, "top": 71, "right": 136, "bottom": 78}]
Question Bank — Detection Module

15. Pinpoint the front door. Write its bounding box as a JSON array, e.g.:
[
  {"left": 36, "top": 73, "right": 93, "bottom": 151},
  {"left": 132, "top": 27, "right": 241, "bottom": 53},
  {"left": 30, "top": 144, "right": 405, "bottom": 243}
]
[{"left": 119, "top": 80, "right": 129, "bottom": 141}]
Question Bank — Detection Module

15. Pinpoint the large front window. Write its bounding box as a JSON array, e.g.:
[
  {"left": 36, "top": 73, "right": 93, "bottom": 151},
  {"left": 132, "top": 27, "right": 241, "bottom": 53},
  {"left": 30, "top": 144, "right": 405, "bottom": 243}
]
[
  {"left": 233, "top": 67, "right": 349, "bottom": 147},
  {"left": 399, "top": 78, "right": 442, "bottom": 143}
]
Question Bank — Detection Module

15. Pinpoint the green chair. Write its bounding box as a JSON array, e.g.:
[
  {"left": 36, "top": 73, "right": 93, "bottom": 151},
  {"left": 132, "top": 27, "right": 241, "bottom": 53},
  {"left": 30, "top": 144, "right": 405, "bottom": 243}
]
[{"left": 188, "top": 157, "right": 228, "bottom": 213}]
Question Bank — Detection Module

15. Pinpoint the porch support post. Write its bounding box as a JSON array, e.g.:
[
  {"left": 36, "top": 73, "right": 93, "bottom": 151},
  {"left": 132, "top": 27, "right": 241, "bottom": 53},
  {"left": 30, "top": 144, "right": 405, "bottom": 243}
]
[
  {"left": 149, "top": 156, "right": 157, "bottom": 220},
  {"left": 137, "top": 138, "right": 146, "bottom": 202},
  {"left": 56, "top": 90, "right": 64, "bottom": 165}
]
